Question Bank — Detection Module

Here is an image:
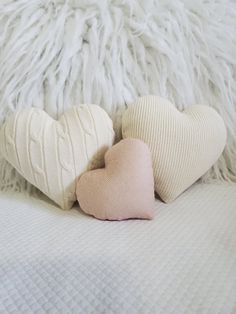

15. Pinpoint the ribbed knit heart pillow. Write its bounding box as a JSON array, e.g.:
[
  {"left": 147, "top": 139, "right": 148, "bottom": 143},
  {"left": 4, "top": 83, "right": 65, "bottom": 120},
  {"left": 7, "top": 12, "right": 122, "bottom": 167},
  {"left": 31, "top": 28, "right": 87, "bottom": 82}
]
[
  {"left": 122, "top": 96, "right": 227, "bottom": 202},
  {"left": 0, "top": 105, "right": 115, "bottom": 209}
]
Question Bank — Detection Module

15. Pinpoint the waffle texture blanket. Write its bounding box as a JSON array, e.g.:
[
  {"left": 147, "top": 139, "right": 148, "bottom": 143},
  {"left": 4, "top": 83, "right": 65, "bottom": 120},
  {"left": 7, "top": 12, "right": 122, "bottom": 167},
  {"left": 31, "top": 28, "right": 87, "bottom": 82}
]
[
  {"left": 0, "top": 183, "right": 236, "bottom": 313},
  {"left": 0, "top": 0, "right": 236, "bottom": 192}
]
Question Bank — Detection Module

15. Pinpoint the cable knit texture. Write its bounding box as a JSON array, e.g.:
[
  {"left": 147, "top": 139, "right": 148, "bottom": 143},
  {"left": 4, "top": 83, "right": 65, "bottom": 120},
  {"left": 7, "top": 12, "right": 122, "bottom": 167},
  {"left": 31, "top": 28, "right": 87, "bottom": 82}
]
[
  {"left": 76, "top": 138, "right": 155, "bottom": 220},
  {"left": 122, "top": 96, "right": 227, "bottom": 202},
  {"left": 0, "top": 105, "right": 115, "bottom": 209}
]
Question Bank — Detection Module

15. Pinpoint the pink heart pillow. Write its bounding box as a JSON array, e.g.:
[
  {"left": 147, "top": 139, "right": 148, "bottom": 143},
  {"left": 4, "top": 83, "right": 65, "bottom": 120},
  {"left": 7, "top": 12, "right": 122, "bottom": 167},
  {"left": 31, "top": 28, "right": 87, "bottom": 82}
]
[{"left": 76, "top": 138, "right": 155, "bottom": 220}]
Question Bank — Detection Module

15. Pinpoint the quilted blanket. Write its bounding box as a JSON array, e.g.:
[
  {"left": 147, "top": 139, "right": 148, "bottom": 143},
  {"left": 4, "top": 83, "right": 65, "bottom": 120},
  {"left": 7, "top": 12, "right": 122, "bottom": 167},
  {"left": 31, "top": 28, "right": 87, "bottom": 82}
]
[{"left": 0, "top": 183, "right": 236, "bottom": 313}]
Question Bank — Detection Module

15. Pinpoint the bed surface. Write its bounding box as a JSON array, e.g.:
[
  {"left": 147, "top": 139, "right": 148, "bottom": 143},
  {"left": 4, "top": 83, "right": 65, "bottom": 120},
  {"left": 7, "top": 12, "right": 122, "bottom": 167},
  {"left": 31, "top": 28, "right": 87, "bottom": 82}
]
[{"left": 0, "top": 183, "right": 236, "bottom": 314}]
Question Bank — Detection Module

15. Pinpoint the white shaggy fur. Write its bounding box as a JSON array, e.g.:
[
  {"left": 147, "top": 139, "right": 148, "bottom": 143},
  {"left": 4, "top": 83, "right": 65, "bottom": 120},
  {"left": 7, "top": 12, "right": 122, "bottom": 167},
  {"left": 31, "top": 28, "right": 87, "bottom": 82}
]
[{"left": 0, "top": 0, "right": 236, "bottom": 192}]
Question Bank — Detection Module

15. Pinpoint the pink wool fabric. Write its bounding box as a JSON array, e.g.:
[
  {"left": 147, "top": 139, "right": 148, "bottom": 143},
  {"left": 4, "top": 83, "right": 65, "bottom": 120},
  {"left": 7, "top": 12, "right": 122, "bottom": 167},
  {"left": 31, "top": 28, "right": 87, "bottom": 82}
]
[{"left": 76, "top": 138, "right": 155, "bottom": 220}]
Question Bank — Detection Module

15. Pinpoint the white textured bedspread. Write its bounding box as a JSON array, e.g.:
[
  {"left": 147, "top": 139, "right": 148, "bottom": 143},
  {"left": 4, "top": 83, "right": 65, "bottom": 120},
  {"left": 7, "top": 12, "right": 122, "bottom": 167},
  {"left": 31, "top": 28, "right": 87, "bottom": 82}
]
[{"left": 0, "top": 183, "right": 236, "bottom": 314}]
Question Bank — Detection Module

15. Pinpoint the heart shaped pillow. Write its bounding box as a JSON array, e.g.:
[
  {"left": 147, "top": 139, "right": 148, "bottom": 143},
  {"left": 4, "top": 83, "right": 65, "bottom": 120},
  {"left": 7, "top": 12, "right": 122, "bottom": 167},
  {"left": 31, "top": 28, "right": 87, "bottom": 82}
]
[
  {"left": 122, "top": 96, "right": 227, "bottom": 202},
  {"left": 0, "top": 105, "right": 115, "bottom": 209},
  {"left": 76, "top": 138, "right": 155, "bottom": 220}
]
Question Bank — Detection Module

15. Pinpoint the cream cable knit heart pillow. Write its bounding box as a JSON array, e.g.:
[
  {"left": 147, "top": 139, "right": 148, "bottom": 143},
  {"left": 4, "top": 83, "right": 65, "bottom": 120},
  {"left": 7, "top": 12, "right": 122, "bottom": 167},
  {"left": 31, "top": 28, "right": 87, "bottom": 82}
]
[
  {"left": 0, "top": 105, "right": 115, "bottom": 209},
  {"left": 122, "top": 96, "right": 227, "bottom": 202}
]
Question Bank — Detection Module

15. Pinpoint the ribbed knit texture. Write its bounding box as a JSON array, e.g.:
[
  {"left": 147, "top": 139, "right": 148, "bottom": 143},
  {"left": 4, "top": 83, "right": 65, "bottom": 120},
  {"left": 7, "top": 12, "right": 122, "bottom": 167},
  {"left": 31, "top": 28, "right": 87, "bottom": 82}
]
[
  {"left": 0, "top": 105, "right": 114, "bottom": 209},
  {"left": 122, "top": 96, "right": 227, "bottom": 202}
]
